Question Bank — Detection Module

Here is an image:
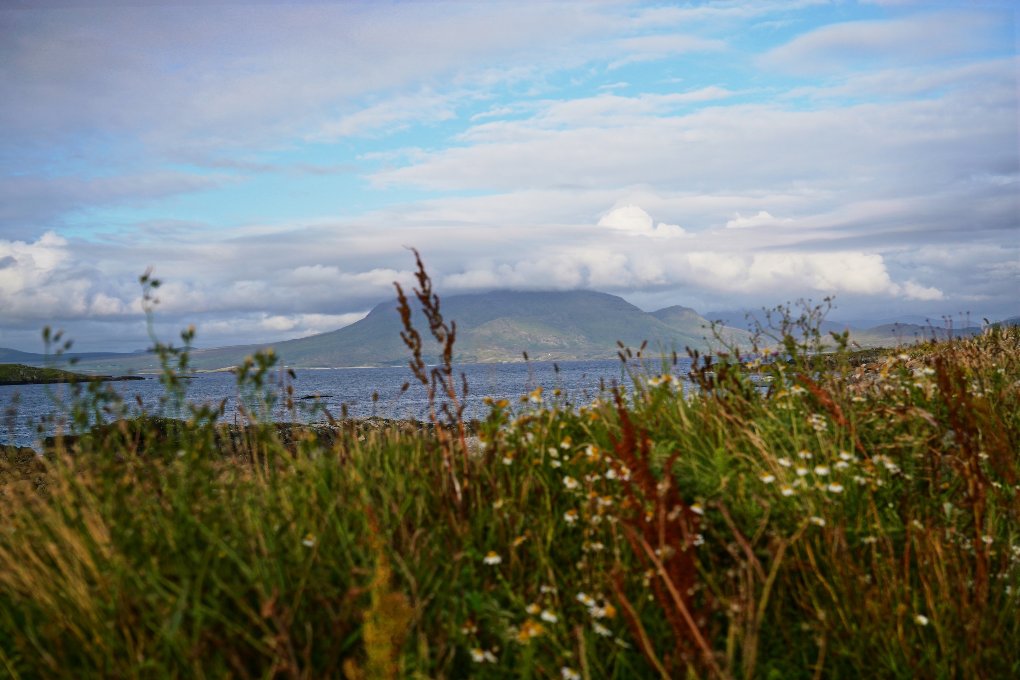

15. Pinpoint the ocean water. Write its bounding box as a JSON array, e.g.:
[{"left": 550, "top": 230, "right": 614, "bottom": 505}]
[{"left": 1, "top": 358, "right": 693, "bottom": 448}]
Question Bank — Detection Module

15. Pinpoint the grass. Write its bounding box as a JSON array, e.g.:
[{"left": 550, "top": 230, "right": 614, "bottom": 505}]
[
  {"left": 0, "top": 270, "right": 1017, "bottom": 678},
  {"left": 0, "top": 364, "right": 97, "bottom": 385}
]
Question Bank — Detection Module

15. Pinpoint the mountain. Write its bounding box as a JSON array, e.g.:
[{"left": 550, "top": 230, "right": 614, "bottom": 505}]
[
  {"left": 849, "top": 323, "right": 984, "bottom": 346},
  {"left": 0, "top": 347, "right": 141, "bottom": 364},
  {"left": 32, "top": 290, "right": 750, "bottom": 372},
  {"left": 703, "top": 309, "right": 851, "bottom": 337},
  {"left": 704, "top": 309, "right": 989, "bottom": 348},
  {"left": 8, "top": 293, "right": 1010, "bottom": 373}
]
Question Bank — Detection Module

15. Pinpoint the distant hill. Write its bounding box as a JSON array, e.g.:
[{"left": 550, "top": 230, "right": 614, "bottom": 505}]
[
  {"left": 29, "top": 290, "right": 751, "bottom": 372},
  {"left": 704, "top": 310, "right": 989, "bottom": 348},
  {"left": 850, "top": 323, "right": 984, "bottom": 346},
  {"left": 0, "top": 347, "right": 140, "bottom": 365},
  {"left": 6, "top": 294, "right": 1012, "bottom": 373},
  {"left": 0, "top": 363, "right": 144, "bottom": 385}
]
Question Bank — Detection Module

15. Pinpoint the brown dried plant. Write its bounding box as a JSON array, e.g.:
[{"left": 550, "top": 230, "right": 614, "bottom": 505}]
[{"left": 394, "top": 248, "right": 471, "bottom": 501}]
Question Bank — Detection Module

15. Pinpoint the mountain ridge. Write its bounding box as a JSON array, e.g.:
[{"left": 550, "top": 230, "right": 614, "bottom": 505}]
[
  {"left": 4, "top": 291, "right": 1015, "bottom": 373},
  {"left": 4, "top": 290, "right": 747, "bottom": 372}
]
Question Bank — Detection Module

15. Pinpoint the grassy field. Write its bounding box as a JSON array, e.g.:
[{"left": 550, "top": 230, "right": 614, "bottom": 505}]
[{"left": 0, "top": 287, "right": 1017, "bottom": 678}]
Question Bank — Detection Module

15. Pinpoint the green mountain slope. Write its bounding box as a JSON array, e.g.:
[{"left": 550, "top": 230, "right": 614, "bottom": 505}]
[{"left": 67, "top": 290, "right": 750, "bottom": 371}]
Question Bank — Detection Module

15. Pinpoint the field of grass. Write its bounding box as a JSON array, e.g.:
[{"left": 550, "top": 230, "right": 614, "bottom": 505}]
[{"left": 0, "top": 280, "right": 1017, "bottom": 678}]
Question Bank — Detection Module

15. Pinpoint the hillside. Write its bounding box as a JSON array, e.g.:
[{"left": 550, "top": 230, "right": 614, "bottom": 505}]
[
  {"left": 8, "top": 291, "right": 1008, "bottom": 372},
  {"left": 37, "top": 290, "right": 751, "bottom": 372},
  {"left": 0, "top": 363, "right": 144, "bottom": 385}
]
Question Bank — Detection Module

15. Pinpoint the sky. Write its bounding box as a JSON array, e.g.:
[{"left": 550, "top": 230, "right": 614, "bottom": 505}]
[{"left": 1, "top": 0, "right": 1017, "bottom": 352}]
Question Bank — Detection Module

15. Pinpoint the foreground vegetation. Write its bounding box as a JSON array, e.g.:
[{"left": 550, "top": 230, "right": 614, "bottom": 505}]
[{"left": 0, "top": 271, "right": 1017, "bottom": 678}]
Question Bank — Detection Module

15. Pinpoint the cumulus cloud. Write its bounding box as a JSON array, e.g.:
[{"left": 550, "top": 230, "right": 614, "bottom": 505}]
[
  {"left": 0, "top": 232, "right": 134, "bottom": 324},
  {"left": 597, "top": 205, "right": 688, "bottom": 238},
  {"left": 725, "top": 211, "right": 792, "bottom": 229}
]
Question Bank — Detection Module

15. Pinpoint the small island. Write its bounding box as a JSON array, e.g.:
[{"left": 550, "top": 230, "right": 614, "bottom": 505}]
[{"left": 0, "top": 363, "right": 145, "bottom": 385}]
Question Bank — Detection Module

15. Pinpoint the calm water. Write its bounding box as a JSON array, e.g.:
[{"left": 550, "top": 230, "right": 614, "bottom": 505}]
[{"left": 1, "top": 358, "right": 693, "bottom": 448}]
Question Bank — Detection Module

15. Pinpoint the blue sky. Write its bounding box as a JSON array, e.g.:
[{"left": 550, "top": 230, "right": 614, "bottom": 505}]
[{"left": 1, "top": 0, "right": 1017, "bottom": 351}]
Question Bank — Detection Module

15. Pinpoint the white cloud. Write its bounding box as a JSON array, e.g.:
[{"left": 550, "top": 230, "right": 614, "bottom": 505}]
[
  {"left": 0, "top": 231, "right": 133, "bottom": 323},
  {"left": 309, "top": 90, "right": 457, "bottom": 141},
  {"left": 597, "top": 205, "right": 688, "bottom": 238},
  {"left": 760, "top": 11, "right": 999, "bottom": 74},
  {"left": 898, "top": 280, "right": 944, "bottom": 301},
  {"left": 725, "top": 210, "right": 792, "bottom": 229},
  {"left": 609, "top": 33, "right": 726, "bottom": 68}
]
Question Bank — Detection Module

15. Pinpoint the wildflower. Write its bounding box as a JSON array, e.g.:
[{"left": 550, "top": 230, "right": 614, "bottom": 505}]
[
  {"left": 540, "top": 609, "right": 558, "bottom": 623},
  {"left": 777, "top": 457, "right": 792, "bottom": 467},
  {"left": 563, "top": 475, "right": 580, "bottom": 490},
  {"left": 525, "top": 603, "right": 541, "bottom": 615},
  {"left": 604, "top": 467, "right": 618, "bottom": 480},
  {"left": 483, "top": 551, "right": 502, "bottom": 565},
  {"left": 648, "top": 374, "right": 672, "bottom": 387},
  {"left": 809, "top": 516, "right": 826, "bottom": 527},
  {"left": 814, "top": 465, "right": 830, "bottom": 476},
  {"left": 982, "top": 535, "right": 994, "bottom": 545},
  {"left": 861, "top": 536, "right": 878, "bottom": 544},
  {"left": 585, "top": 541, "right": 605, "bottom": 552},
  {"left": 593, "top": 622, "right": 612, "bottom": 637},
  {"left": 471, "top": 648, "right": 498, "bottom": 663},
  {"left": 302, "top": 534, "right": 316, "bottom": 548},
  {"left": 493, "top": 499, "right": 505, "bottom": 510},
  {"left": 798, "top": 450, "right": 813, "bottom": 459},
  {"left": 564, "top": 509, "right": 579, "bottom": 524},
  {"left": 692, "top": 533, "right": 705, "bottom": 547},
  {"left": 561, "top": 667, "right": 581, "bottom": 680},
  {"left": 517, "top": 619, "right": 545, "bottom": 641},
  {"left": 780, "top": 485, "right": 795, "bottom": 497},
  {"left": 838, "top": 451, "right": 854, "bottom": 461},
  {"left": 589, "top": 602, "right": 617, "bottom": 619},
  {"left": 835, "top": 461, "right": 850, "bottom": 470},
  {"left": 690, "top": 503, "right": 704, "bottom": 515},
  {"left": 512, "top": 534, "right": 528, "bottom": 548},
  {"left": 560, "top": 435, "right": 572, "bottom": 449},
  {"left": 790, "top": 385, "right": 807, "bottom": 396},
  {"left": 914, "top": 614, "right": 929, "bottom": 626},
  {"left": 576, "top": 592, "right": 596, "bottom": 607},
  {"left": 826, "top": 482, "right": 844, "bottom": 493},
  {"left": 584, "top": 444, "right": 600, "bottom": 460},
  {"left": 541, "top": 584, "right": 557, "bottom": 594},
  {"left": 597, "top": 495, "right": 614, "bottom": 507},
  {"left": 796, "top": 467, "right": 809, "bottom": 476},
  {"left": 808, "top": 414, "right": 827, "bottom": 432},
  {"left": 528, "top": 387, "right": 544, "bottom": 404},
  {"left": 760, "top": 473, "right": 776, "bottom": 484},
  {"left": 502, "top": 454, "right": 515, "bottom": 466}
]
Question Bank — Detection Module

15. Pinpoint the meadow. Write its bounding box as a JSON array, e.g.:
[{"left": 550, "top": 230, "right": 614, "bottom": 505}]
[{"left": 0, "top": 268, "right": 1017, "bottom": 678}]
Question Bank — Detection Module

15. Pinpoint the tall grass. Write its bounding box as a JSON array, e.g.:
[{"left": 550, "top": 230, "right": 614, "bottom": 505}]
[{"left": 0, "top": 268, "right": 1017, "bottom": 678}]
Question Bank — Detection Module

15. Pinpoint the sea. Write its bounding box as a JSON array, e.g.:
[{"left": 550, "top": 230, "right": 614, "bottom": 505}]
[{"left": 1, "top": 358, "right": 694, "bottom": 449}]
